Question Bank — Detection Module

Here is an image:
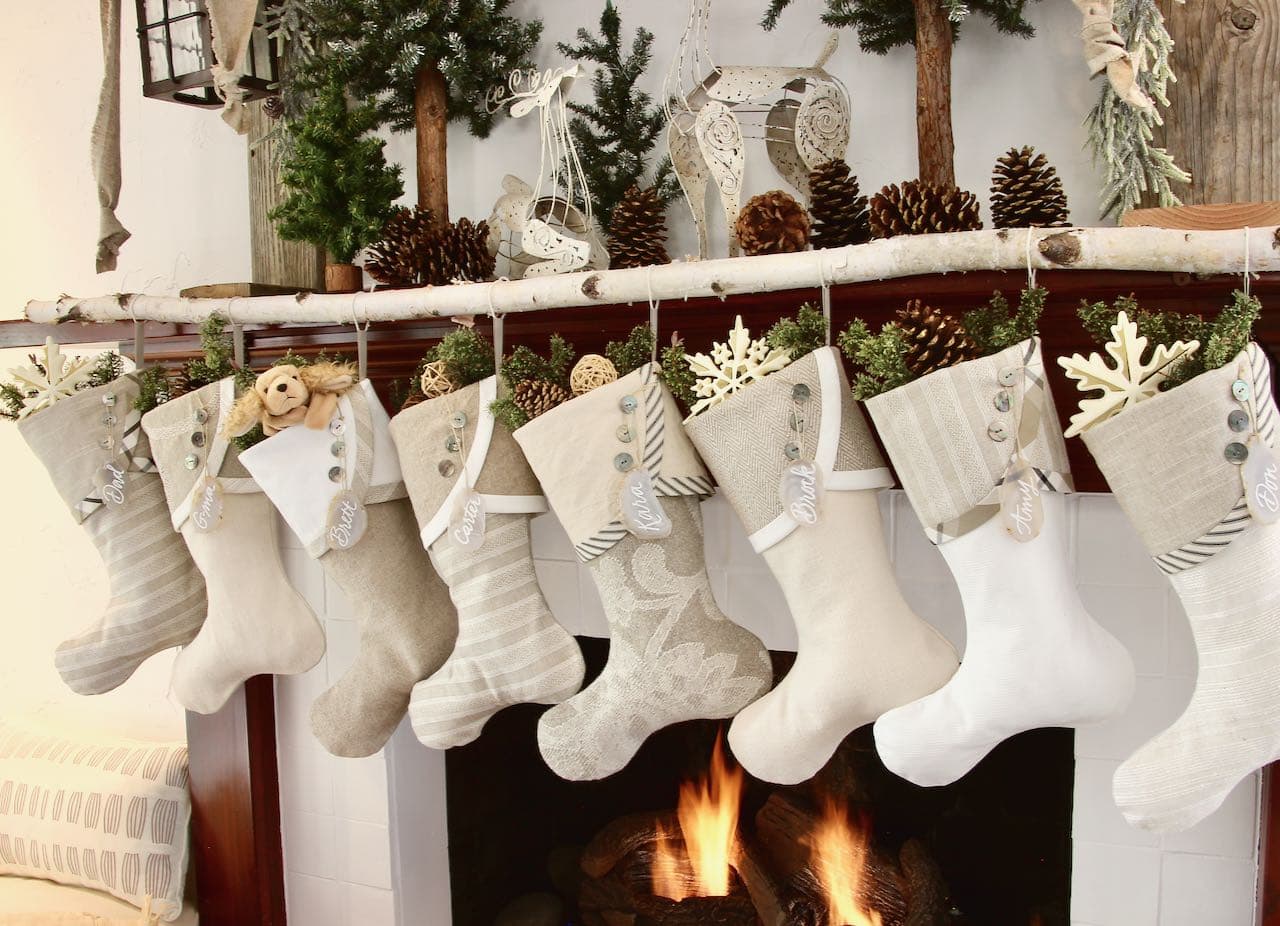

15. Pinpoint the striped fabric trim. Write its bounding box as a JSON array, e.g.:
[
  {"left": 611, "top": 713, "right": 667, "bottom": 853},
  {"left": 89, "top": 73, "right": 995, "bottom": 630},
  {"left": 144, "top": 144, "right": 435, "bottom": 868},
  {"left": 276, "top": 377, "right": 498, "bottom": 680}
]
[
  {"left": 75, "top": 406, "right": 154, "bottom": 523},
  {"left": 1153, "top": 344, "right": 1277, "bottom": 575},
  {"left": 573, "top": 364, "right": 712, "bottom": 563}
]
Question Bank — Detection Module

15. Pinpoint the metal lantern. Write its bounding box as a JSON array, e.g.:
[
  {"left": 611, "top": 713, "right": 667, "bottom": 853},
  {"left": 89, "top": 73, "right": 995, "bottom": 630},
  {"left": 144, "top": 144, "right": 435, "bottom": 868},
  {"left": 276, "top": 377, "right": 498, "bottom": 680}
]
[{"left": 135, "top": 0, "right": 279, "bottom": 106}]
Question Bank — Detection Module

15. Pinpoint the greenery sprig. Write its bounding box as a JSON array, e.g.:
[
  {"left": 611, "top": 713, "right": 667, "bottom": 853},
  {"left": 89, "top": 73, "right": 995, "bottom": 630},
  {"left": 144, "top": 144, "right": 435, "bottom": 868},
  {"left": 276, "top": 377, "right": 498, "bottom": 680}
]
[
  {"left": 767, "top": 303, "right": 827, "bottom": 358},
  {"left": 962, "top": 286, "right": 1047, "bottom": 355},
  {"left": 490, "top": 335, "right": 576, "bottom": 432},
  {"left": 658, "top": 336, "right": 699, "bottom": 412},
  {"left": 605, "top": 323, "right": 656, "bottom": 377}
]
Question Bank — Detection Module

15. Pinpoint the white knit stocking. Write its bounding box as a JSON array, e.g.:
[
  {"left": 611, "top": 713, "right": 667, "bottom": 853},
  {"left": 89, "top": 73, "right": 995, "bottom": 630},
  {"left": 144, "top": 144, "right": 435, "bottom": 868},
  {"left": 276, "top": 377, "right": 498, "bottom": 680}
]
[{"left": 873, "top": 493, "right": 1136, "bottom": 786}]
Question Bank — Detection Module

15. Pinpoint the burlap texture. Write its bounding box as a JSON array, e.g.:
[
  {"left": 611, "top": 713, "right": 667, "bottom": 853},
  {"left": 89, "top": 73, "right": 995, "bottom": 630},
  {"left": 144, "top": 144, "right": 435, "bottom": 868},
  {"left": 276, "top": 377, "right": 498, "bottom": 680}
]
[
  {"left": 684, "top": 347, "right": 886, "bottom": 536},
  {"left": 514, "top": 363, "right": 709, "bottom": 550},
  {"left": 866, "top": 338, "right": 1071, "bottom": 535},
  {"left": 1082, "top": 345, "right": 1278, "bottom": 557}
]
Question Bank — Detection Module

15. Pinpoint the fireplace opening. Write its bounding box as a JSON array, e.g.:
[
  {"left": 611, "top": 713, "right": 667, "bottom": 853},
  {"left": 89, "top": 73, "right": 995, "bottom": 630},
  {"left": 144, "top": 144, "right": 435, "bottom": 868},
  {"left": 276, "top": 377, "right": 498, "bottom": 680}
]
[{"left": 445, "top": 640, "right": 1074, "bottom": 925}]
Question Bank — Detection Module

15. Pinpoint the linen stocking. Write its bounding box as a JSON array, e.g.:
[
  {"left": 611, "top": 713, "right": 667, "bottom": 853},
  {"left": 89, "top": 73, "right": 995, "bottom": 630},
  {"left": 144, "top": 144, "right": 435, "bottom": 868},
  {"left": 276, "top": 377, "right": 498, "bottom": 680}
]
[
  {"left": 143, "top": 379, "right": 323, "bottom": 714},
  {"left": 515, "top": 364, "right": 773, "bottom": 781},
  {"left": 18, "top": 376, "right": 206, "bottom": 695},
  {"left": 389, "top": 377, "right": 584, "bottom": 750},
  {"left": 686, "top": 347, "right": 959, "bottom": 784},
  {"left": 867, "top": 338, "right": 1134, "bottom": 787},
  {"left": 240, "top": 380, "right": 457, "bottom": 757},
  {"left": 1082, "top": 344, "right": 1280, "bottom": 831}
]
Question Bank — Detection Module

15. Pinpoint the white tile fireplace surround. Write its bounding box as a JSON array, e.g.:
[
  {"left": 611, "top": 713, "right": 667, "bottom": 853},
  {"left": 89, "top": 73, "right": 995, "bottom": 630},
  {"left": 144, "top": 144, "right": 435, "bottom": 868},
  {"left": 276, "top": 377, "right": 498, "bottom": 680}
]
[{"left": 273, "top": 492, "right": 1263, "bottom": 926}]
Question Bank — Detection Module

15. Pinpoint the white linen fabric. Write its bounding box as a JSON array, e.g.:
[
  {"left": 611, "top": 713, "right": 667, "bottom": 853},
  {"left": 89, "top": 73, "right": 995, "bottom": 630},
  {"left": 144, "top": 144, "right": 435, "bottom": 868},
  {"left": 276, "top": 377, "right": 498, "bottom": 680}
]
[{"left": 0, "top": 725, "right": 190, "bottom": 922}]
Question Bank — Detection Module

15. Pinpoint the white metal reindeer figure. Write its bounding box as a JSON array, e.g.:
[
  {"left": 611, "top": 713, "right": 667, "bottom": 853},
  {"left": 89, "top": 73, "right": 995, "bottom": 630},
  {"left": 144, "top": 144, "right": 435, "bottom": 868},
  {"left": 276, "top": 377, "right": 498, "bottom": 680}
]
[
  {"left": 665, "top": 0, "right": 852, "bottom": 257},
  {"left": 486, "top": 65, "right": 609, "bottom": 278}
]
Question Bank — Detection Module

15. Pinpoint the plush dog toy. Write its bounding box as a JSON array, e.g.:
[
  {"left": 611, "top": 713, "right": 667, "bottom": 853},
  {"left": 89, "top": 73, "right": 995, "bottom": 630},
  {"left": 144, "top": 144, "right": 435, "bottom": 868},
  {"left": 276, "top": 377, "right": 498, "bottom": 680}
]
[{"left": 223, "top": 362, "right": 357, "bottom": 438}]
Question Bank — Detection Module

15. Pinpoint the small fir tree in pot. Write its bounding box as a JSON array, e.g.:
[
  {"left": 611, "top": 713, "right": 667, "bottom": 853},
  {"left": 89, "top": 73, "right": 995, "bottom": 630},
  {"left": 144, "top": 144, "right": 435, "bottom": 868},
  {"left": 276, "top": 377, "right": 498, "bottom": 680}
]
[
  {"left": 295, "top": 0, "right": 541, "bottom": 223},
  {"left": 270, "top": 79, "right": 404, "bottom": 292}
]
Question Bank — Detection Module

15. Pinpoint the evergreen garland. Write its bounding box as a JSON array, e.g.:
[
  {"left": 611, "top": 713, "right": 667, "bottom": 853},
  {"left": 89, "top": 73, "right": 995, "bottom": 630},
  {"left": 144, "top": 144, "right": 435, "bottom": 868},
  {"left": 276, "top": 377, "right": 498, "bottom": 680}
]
[
  {"left": 558, "top": 2, "right": 678, "bottom": 231},
  {"left": 604, "top": 323, "right": 656, "bottom": 377},
  {"left": 1085, "top": 0, "right": 1188, "bottom": 219},
  {"left": 1077, "top": 291, "right": 1261, "bottom": 389},
  {"left": 762, "top": 0, "right": 1036, "bottom": 55},
  {"left": 270, "top": 78, "right": 403, "bottom": 263},
  {"left": 767, "top": 303, "right": 827, "bottom": 358},
  {"left": 294, "top": 0, "right": 542, "bottom": 138}
]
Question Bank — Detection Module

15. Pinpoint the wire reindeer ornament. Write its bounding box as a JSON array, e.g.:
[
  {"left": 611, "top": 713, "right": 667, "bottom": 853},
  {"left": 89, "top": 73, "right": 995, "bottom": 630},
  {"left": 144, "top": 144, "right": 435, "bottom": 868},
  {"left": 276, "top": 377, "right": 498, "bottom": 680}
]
[
  {"left": 664, "top": 0, "right": 852, "bottom": 258},
  {"left": 486, "top": 66, "right": 609, "bottom": 278}
]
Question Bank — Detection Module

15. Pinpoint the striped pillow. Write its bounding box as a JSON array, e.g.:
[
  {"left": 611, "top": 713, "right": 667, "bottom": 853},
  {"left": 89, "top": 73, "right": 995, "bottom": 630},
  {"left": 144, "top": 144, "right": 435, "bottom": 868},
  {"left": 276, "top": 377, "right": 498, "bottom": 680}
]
[{"left": 0, "top": 724, "right": 190, "bottom": 922}]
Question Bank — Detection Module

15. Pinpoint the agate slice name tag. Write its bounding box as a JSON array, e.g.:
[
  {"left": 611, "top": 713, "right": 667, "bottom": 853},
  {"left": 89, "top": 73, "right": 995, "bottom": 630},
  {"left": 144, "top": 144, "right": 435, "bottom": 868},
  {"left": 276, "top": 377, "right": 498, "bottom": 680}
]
[
  {"left": 778, "top": 460, "right": 823, "bottom": 527},
  {"left": 97, "top": 460, "right": 128, "bottom": 509},
  {"left": 451, "top": 489, "right": 488, "bottom": 552},
  {"left": 619, "top": 469, "right": 672, "bottom": 539},
  {"left": 190, "top": 475, "right": 224, "bottom": 533},
  {"left": 327, "top": 489, "right": 368, "bottom": 551},
  {"left": 1000, "top": 455, "right": 1043, "bottom": 543},
  {"left": 1243, "top": 441, "right": 1280, "bottom": 525}
]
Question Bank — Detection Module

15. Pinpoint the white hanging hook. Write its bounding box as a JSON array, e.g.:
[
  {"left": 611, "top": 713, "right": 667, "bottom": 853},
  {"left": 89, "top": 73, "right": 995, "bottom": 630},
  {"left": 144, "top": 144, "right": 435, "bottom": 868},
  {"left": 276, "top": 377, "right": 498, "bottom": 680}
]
[
  {"left": 488, "top": 278, "right": 508, "bottom": 381},
  {"left": 1025, "top": 229, "right": 1039, "bottom": 291},
  {"left": 350, "top": 293, "right": 370, "bottom": 382},
  {"left": 227, "top": 297, "right": 246, "bottom": 370},
  {"left": 817, "top": 261, "right": 832, "bottom": 348},
  {"left": 1243, "top": 226, "right": 1252, "bottom": 298},
  {"left": 647, "top": 267, "right": 660, "bottom": 364},
  {"left": 126, "top": 296, "right": 145, "bottom": 370}
]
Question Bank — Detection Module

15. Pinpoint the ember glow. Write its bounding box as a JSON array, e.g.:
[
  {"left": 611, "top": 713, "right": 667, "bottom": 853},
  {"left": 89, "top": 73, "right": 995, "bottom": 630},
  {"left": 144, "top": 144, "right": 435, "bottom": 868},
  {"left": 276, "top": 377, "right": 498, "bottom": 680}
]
[{"left": 807, "top": 798, "right": 883, "bottom": 926}]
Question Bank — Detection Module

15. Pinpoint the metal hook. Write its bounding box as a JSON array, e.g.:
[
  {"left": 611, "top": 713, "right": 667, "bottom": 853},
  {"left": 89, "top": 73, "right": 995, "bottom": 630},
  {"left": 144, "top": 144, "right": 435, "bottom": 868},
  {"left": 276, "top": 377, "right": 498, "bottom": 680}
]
[
  {"left": 646, "top": 267, "right": 660, "bottom": 365},
  {"left": 126, "top": 296, "right": 145, "bottom": 370},
  {"left": 817, "top": 262, "right": 832, "bottom": 348},
  {"left": 488, "top": 279, "right": 508, "bottom": 380},
  {"left": 350, "top": 294, "right": 370, "bottom": 382},
  {"left": 1025, "top": 229, "right": 1039, "bottom": 291},
  {"left": 228, "top": 298, "right": 246, "bottom": 370},
  {"left": 1243, "top": 226, "right": 1252, "bottom": 298}
]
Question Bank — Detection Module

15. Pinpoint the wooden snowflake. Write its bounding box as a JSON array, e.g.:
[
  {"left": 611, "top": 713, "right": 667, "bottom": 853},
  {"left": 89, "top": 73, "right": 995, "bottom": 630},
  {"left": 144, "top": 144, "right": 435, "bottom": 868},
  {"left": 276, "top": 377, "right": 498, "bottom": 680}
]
[
  {"left": 7, "top": 338, "right": 96, "bottom": 419},
  {"left": 1058, "top": 311, "right": 1199, "bottom": 437},
  {"left": 685, "top": 315, "right": 792, "bottom": 417}
]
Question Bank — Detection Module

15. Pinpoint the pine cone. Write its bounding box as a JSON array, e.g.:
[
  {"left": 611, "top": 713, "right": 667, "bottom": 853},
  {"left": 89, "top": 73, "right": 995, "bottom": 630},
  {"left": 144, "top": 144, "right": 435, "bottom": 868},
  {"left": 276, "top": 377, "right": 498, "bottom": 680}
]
[
  {"left": 809, "top": 160, "right": 870, "bottom": 249},
  {"left": 990, "top": 146, "right": 1071, "bottom": 229},
  {"left": 513, "top": 379, "right": 571, "bottom": 420},
  {"left": 166, "top": 366, "right": 192, "bottom": 400},
  {"left": 608, "top": 185, "right": 670, "bottom": 270},
  {"left": 896, "top": 300, "right": 979, "bottom": 377},
  {"left": 366, "top": 206, "right": 437, "bottom": 287},
  {"left": 735, "top": 190, "right": 811, "bottom": 256},
  {"left": 869, "top": 181, "right": 983, "bottom": 238},
  {"left": 262, "top": 95, "right": 285, "bottom": 120}
]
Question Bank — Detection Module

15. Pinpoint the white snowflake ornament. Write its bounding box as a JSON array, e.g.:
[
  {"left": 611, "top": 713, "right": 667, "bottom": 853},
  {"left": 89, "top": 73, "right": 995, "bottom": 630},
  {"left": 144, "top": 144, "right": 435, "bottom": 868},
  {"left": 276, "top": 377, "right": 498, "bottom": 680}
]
[
  {"left": 1057, "top": 311, "right": 1198, "bottom": 437},
  {"left": 7, "top": 338, "right": 96, "bottom": 419},
  {"left": 684, "top": 316, "right": 792, "bottom": 418}
]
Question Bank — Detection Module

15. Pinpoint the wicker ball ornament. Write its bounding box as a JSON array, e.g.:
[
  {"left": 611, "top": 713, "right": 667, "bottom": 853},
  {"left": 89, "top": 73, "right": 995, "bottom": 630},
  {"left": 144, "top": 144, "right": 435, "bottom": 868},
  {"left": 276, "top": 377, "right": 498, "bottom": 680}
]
[
  {"left": 570, "top": 354, "right": 619, "bottom": 395},
  {"left": 419, "top": 360, "right": 456, "bottom": 400},
  {"left": 735, "top": 190, "right": 811, "bottom": 256}
]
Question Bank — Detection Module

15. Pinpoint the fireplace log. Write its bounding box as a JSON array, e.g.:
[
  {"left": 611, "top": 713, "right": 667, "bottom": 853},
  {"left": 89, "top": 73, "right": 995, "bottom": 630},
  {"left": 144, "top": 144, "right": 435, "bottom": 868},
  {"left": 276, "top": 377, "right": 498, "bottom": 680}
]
[
  {"left": 734, "top": 833, "right": 820, "bottom": 926},
  {"left": 581, "top": 811, "right": 680, "bottom": 879},
  {"left": 899, "top": 839, "right": 950, "bottom": 926}
]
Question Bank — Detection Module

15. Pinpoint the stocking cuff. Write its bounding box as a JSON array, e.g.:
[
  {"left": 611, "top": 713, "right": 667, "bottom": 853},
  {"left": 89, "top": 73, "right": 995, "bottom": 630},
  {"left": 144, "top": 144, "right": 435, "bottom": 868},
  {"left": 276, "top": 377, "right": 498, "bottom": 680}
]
[
  {"left": 514, "top": 363, "right": 712, "bottom": 562},
  {"left": 1082, "top": 343, "right": 1277, "bottom": 571},
  {"left": 240, "top": 381, "right": 407, "bottom": 558},
  {"left": 866, "top": 338, "right": 1073, "bottom": 544},
  {"left": 18, "top": 375, "right": 155, "bottom": 525},
  {"left": 685, "top": 347, "right": 891, "bottom": 553},
  {"left": 142, "top": 378, "right": 260, "bottom": 531},
  {"left": 389, "top": 375, "right": 547, "bottom": 549}
]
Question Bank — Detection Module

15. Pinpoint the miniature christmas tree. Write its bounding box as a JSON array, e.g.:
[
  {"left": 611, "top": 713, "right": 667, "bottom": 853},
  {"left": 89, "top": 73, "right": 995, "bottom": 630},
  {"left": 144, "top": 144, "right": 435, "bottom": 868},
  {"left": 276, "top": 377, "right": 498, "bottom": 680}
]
[
  {"left": 763, "top": 0, "right": 1038, "bottom": 188},
  {"left": 269, "top": 78, "right": 404, "bottom": 264},
  {"left": 296, "top": 0, "right": 541, "bottom": 221},
  {"left": 558, "top": 1, "right": 678, "bottom": 233}
]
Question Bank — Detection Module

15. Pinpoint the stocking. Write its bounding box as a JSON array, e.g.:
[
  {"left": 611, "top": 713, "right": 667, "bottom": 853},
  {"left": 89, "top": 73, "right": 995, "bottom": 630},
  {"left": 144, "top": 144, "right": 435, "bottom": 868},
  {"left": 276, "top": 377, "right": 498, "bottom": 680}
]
[
  {"left": 18, "top": 375, "right": 206, "bottom": 695},
  {"left": 1082, "top": 343, "right": 1280, "bottom": 832},
  {"left": 240, "top": 380, "right": 457, "bottom": 757},
  {"left": 389, "top": 376, "right": 584, "bottom": 749},
  {"left": 514, "top": 364, "right": 772, "bottom": 781},
  {"left": 866, "top": 338, "right": 1134, "bottom": 787},
  {"left": 686, "top": 347, "right": 959, "bottom": 784},
  {"left": 143, "top": 379, "right": 324, "bottom": 714}
]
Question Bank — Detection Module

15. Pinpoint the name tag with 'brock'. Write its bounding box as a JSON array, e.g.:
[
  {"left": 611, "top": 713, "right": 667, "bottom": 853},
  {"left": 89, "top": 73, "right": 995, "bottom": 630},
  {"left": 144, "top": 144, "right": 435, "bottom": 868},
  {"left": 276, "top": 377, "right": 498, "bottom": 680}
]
[
  {"left": 778, "top": 460, "right": 823, "bottom": 526},
  {"left": 619, "top": 469, "right": 672, "bottom": 539},
  {"left": 327, "top": 490, "right": 368, "bottom": 551}
]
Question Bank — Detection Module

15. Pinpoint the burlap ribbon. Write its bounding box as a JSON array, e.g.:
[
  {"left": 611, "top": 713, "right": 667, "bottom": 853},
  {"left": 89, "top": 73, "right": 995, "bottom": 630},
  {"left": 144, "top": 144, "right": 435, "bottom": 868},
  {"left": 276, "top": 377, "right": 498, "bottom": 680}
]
[
  {"left": 92, "top": 0, "right": 130, "bottom": 272},
  {"left": 1074, "top": 0, "right": 1154, "bottom": 110},
  {"left": 208, "top": 0, "right": 259, "bottom": 135},
  {"left": 928, "top": 339, "right": 1073, "bottom": 544}
]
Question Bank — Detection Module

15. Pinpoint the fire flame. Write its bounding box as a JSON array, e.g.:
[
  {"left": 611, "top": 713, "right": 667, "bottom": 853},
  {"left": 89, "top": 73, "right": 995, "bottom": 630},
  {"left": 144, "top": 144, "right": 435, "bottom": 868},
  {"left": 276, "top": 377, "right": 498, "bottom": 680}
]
[
  {"left": 651, "top": 735, "right": 743, "bottom": 900},
  {"left": 807, "top": 798, "right": 883, "bottom": 926}
]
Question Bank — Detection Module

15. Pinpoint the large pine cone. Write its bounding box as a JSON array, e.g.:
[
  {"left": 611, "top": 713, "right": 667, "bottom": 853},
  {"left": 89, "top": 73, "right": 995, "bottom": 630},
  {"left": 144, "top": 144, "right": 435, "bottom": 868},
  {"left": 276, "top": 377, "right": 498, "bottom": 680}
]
[
  {"left": 990, "top": 146, "right": 1071, "bottom": 229},
  {"left": 365, "top": 208, "right": 496, "bottom": 287},
  {"left": 735, "top": 190, "right": 811, "bottom": 256},
  {"left": 513, "top": 379, "right": 571, "bottom": 420},
  {"left": 870, "top": 181, "right": 982, "bottom": 238},
  {"left": 809, "top": 160, "right": 870, "bottom": 249},
  {"left": 896, "top": 300, "right": 979, "bottom": 377},
  {"left": 608, "top": 185, "right": 670, "bottom": 270}
]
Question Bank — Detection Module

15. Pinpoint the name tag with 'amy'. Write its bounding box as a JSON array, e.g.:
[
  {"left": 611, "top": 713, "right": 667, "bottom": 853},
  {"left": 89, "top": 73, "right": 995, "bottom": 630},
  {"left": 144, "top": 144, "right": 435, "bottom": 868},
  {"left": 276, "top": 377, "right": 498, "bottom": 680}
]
[
  {"left": 451, "top": 490, "right": 487, "bottom": 552},
  {"left": 620, "top": 469, "right": 672, "bottom": 539},
  {"left": 1000, "top": 455, "right": 1043, "bottom": 543},
  {"left": 779, "top": 460, "right": 823, "bottom": 526}
]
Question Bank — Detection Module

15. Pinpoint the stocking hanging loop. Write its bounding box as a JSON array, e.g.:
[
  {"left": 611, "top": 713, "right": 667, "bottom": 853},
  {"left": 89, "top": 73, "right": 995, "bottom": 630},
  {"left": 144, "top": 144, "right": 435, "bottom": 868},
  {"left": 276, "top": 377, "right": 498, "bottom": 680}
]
[
  {"left": 350, "top": 295, "right": 370, "bottom": 381},
  {"left": 646, "top": 267, "right": 660, "bottom": 364}
]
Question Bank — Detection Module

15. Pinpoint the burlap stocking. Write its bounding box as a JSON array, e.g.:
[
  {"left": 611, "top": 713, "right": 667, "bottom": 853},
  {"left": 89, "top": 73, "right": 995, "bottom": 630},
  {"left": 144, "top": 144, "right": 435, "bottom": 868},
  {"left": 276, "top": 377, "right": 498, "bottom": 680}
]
[
  {"left": 515, "top": 364, "right": 772, "bottom": 781},
  {"left": 18, "top": 376, "right": 205, "bottom": 695},
  {"left": 144, "top": 379, "right": 323, "bottom": 714},
  {"left": 240, "top": 381, "right": 457, "bottom": 757},
  {"left": 686, "top": 347, "right": 959, "bottom": 784},
  {"left": 1081, "top": 344, "right": 1280, "bottom": 832},
  {"left": 866, "top": 339, "right": 1135, "bottom": 786},
  {"left": 390, "top": 377, "right": 584, "bottom": 749}
]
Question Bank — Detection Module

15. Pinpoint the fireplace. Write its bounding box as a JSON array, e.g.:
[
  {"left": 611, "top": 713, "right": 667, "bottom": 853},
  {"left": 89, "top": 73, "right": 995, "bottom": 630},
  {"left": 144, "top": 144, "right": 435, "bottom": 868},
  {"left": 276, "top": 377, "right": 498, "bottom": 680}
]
[{"left": 445, "top": 641, "right": 1074, "bottom": 926}]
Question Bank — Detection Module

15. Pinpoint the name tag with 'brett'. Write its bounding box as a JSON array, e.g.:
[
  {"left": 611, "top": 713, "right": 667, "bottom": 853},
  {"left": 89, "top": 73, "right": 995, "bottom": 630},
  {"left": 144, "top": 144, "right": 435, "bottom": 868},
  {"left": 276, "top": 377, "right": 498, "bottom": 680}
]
[{"left": 327, "top": 490, "right": 368, "bottom": 551}]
